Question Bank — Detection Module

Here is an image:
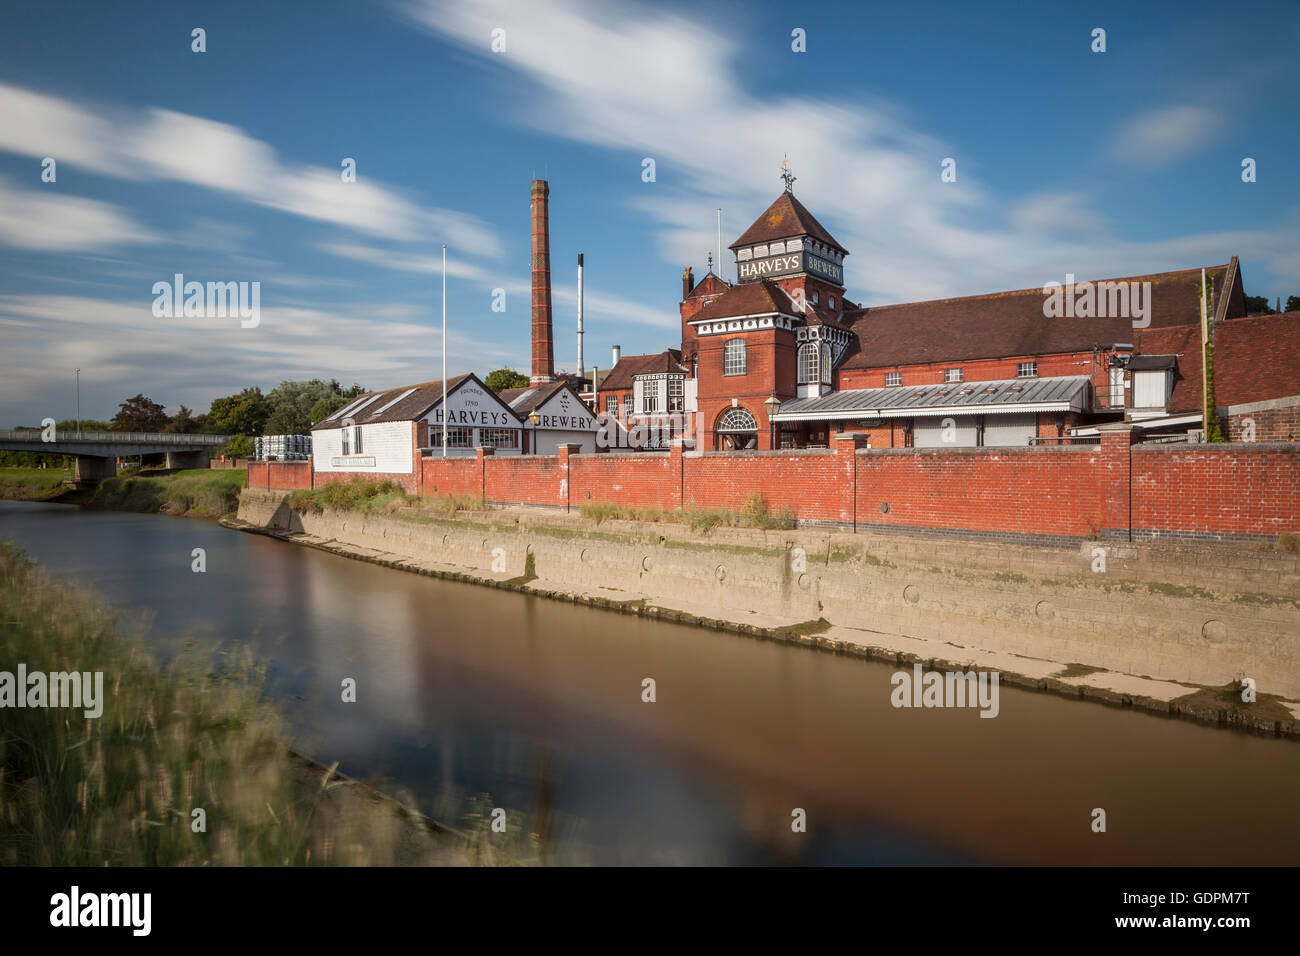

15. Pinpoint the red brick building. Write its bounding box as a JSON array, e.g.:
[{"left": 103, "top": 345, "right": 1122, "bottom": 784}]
[{"left": 597, "top": 175, "right": 1299, "bottom": 451}]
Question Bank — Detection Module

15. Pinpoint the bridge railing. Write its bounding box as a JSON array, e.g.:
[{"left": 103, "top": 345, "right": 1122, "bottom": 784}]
[{"left": 0, "top": 430, "right": 231, "bottom": 444}]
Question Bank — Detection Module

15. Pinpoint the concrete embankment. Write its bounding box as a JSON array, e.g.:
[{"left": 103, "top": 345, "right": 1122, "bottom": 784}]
[{"left": 233, "top": 489, "right": 1300, "bottom": 735}]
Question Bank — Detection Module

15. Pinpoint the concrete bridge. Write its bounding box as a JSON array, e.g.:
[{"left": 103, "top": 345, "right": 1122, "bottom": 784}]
[{"left": 0, "top": 429, "right": 231, "bottom": 482}]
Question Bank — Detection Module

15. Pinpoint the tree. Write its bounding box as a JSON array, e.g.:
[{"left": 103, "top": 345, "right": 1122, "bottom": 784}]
[
  {"left": 263, "top": 379, "right": 366, "bottom": 434},
  {"left": 206, "top": 387, "right": 270, "bottom": 437},
  {"left": 110, "top": 394, "right": 168, "bottom": 432},
  {"left": 310, "top": 394, "right": 350, "bottom": 425},
  {"left": 1244, "top": 295, "right": 1270, "bottom": 316},
  {"left": 485, "top": 368, "right": 529, "bottom": 393},
  {"left": 1286, "top": 296, "right": 1300, "bottom": 314},
  {"left": 56, "top": 418, "right": 110, "bottom": 432},
  {"left": 164, "top": 405, "right": 198, "bottom": 434}
]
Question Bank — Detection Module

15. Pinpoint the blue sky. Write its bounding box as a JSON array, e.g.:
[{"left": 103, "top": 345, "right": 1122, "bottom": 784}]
[{"left": 1, "top": 0, "right": 1297, "bottom": 424}]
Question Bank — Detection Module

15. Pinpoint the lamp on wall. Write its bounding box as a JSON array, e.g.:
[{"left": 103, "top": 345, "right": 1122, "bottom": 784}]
[
  {"left": 764, "top": 394, "right": 781, "bottom": 449},
  {"left": 529, "top": 411, "right": 541, "bottom": 426}
]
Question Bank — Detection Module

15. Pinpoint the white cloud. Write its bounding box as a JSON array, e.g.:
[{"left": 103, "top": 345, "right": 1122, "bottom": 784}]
[
  {"left": 0, "top": 82, "right": 502, "bottom": 256},
  {"left": 0, "top": 293, "right": 527, "bottom": 421},
  {"left": 400, "top": 0, "right": 1293, "bottom": 305},
  {"left": 1107, "top": 105, "right": 1222, "bottom": 167},
  {"left": 0, "top": 177, "right": 158, "bottom": 251}
]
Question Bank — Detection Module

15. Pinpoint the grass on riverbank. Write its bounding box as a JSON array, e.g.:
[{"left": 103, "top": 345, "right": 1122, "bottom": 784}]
[
  {"left": 0, "top": 467, "right": 72, "bottom": 501},
  {"left": 580, "top": 493, "right": 795, "bottom": 532},
  {"left": 0, "top": 543, "right": 542, "bottom": 865},
  {"left": 289, "top": 477, "right": 483, "bottom": 518},
  {"left": 89, "top": 468, "right": 246, "bottom": 517}
]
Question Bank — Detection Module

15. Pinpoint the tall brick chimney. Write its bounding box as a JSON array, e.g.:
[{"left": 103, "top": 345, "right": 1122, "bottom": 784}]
[
  {"left": 530, "top": 179, "right": 556, "bottom": 384},
  {"left": 682, "top": 266, "right": 694, "bottom": 299}
]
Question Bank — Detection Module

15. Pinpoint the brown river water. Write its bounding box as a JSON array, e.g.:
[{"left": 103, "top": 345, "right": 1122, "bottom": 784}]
[{"left": 2, "top": 500, "right": 1297, "bottom": 865}]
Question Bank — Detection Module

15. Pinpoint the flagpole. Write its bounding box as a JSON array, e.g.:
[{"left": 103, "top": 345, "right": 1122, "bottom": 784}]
[{"left": 442, "top": 244, "right": 448, "bottom": 457}]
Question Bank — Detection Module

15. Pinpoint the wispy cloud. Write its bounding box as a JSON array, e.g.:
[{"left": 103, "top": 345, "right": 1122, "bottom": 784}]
[
  {"left": 1107, "top": 105, "right": 1222, "bottom": 167},
  {"left": 400, "top": 0, "right": 1289, "bottom": 305},
  {"left": 0, "top": 177, "right": 158, "bottom": 251},
  {"left": 0, "top": 81, "right": 503, "bottom": 256}
]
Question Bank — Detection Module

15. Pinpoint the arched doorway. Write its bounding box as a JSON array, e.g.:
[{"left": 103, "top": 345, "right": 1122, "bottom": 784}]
[{"left": 715, "top": 406, "right": 758, "bottom": 450}]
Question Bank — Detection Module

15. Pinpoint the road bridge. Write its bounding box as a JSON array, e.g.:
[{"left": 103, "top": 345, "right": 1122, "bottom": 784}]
[{"left": 0, "top": 430, "right": 231, "bottom": 482}]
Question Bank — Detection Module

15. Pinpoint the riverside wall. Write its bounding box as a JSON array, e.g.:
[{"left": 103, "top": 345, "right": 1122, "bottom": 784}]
[{"left": 238, "top": 488, "right": 1300, "bottom": 700}]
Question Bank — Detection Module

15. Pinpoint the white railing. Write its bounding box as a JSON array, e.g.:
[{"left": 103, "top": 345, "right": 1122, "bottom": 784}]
[{"left": 0, "top": 430, "right": 230, "bottom": 444}]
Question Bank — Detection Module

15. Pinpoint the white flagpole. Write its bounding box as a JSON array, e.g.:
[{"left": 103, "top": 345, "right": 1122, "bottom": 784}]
[{"left": 442, "top": 244, "right": 448, "bottom": 457}]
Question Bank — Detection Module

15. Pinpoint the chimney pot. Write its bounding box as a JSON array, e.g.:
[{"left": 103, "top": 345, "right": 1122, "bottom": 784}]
[{"left": 612, "top": 345, "right": 621, "bottom": 367}]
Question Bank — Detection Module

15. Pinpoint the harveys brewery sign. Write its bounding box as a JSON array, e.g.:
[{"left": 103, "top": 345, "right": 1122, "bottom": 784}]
[{"left": 737, "top": 249, "right": 843, "bottom": 285}]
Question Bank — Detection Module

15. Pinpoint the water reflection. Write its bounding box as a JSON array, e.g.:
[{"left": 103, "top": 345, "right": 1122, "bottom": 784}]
[{"left": 2, "top": 501, "right": 1297, "bottom": 865}]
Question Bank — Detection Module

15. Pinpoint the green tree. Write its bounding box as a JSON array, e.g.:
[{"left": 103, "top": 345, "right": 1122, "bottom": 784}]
[
  {"left": 55, "top": 419, "right": 110, "bottom": 433},
  {"left": 206, "top": 387, "right": 270, "bottom": 437},
  {"left": 163, "top": 405, "right": 198, "bottom": 434},
  {"left": 1286, "top": 296, "right": 1300, "bottom": 313},
  {"left": 484, "top": 368, "right": 529, "bottom": 393},
  {"left": 310, "top": 394, "right": 350, "bottom": 425},
  {"left": 110, "top": 394, "right": 168, "bottom": 432},
  {"left": 1243, "top": 294, "right": 1270, "bottom": 315}
]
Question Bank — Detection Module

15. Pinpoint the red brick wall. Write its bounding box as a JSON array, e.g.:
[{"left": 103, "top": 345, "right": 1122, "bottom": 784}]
[
  {"left": 313, "top": 469, "right": 417, "bottom": 495},
  {"left": 420, "top": 456, "right": 482, "bottom": 500},
  {"left": 837, "top": 351, "right": 1100, "bottom": 392},
  {"left": 252, "top": 434, "right": 1297, "bottom": 544},
  {"left": 485, "top": 454, "right": 566, "bottom": 507},
  {"left": 571, "top": 453, "right": 680, "bottom": 511},
  {"left": 1221, "top": 405, "right": 1300, "bottom": 442},
  {"left": 248, "top": 460, "right": 313, "bottom": 491},
  {"left": 1131, "top": 443, "right": 1300, "bottom": 539},
  {"left": 685, "top": 449, "right": 851, "bottom": 523},
  {"left": 853, "top": 444, "right": 1118, "bottom": 541}
]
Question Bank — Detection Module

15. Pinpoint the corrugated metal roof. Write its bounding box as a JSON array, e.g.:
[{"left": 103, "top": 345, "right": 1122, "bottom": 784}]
[{"left": 773, "top": 375, "right": 1090, "bottom": 421}]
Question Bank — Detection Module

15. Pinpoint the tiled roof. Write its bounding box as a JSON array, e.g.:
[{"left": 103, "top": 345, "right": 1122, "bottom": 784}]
[
  {"left": 773, "top": 376, "right": 1091, "bottom": 420},
  {"left": 731, "top": 191, "right": 847, "bottom": 254},
  {"left": 499, "top": 381, "right": 593, "bottom": 417},
  {"left": 687, "top": 273, "right": 731, "bottom": 299},
  {"left": 313, "top": 374, "right": 472, "bottom": 428},
  {"left": 690, "top": 280, "right": 799, "bottom": 322},
  {"left": 840, "top": 264, "right": 1232, "bottom": 370},
  {"left": 600, "top": 350, "right": 685, "bottom": 391},
  {"left": 1214, "top": 311, "right": 1300, "bottom": 407}
]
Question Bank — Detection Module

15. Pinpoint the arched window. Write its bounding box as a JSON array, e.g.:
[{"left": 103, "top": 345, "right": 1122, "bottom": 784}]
[
  {"left": 723, "top": 338, "right": 746, "bottom": 375},
  {"left": 797, "top": 342, "right": 820, "bottom": 384},
  {"left": 717, "top": 407, "right": 758, "bottom": 433},
  {"left": 716, "top": 406, "right": 758, "bottom": 448}
]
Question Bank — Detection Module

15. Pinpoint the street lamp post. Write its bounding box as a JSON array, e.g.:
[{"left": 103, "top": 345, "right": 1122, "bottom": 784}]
[
  {"left": 764, "top": 394, "right": 781, "bottom": 450},
  {"left": 75, "top": 368, "right": 81, "bottom": 438}
]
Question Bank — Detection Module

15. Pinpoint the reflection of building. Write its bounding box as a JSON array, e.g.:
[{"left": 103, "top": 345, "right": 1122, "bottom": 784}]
[{"left": 592, "top": 166, "right": 1297, "bottom": 450}]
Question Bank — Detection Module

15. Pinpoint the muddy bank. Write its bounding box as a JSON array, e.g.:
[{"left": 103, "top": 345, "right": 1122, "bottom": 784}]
[{"left": 231, "top": 490, "right": 1300, "bottom": 737}]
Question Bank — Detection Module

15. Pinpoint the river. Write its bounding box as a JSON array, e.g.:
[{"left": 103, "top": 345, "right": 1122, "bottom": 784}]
[{"left": 2, "top": 500, "right": 1297, "bottom": 865}]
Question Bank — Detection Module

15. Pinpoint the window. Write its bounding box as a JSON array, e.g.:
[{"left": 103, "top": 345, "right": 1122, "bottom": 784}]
[
  {"left": 433, "top": 426, "right": 472, "bottom": 448},
  {"left": 480, "top": 428, "right": 518, "bottom": 449},
  {"left": 717, "top": 407, "right": 758, "bottom": 433},
  {"left": 798, "top": 342, "right": 820, "bottom": 384},
  {"left": 945, "top": 368, "right": 963, "bottom": 383},
  {"left": 811, "top": 290, "right": 819, "bottom": 306},
  {"left": 1017, "top": 361, "right": 1038, "bottom": 378},
  {"left": 624, "top": 394, "right": 633, "bottom": 416},
  {"left": 724, "top": 338, "right": 746, "bottom": 375},
  {"left": 828, "top": 296, "right": 836, "bottom": 309},
  {"left": 668, "top": 377, "right": 684, "bottom": 412},
  {"left": 885, "top": 371, "right": 901, "bottom": 387},
  {"left": 606, "top": 395, "right": 617, "bottom": 415},
  {"left": 352, "top": 425, "right": 363, "bottom": 455},
  {"left": 341, "top": 429, "right": 349, "bottom": 455},
  {"left": 643, "top": 385, "right": 659, "bottom": 414}
]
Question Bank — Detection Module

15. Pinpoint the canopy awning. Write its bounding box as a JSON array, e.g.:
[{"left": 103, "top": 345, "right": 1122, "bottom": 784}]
[{"left": 770, "top": 375, "right": 1091, "bottom": 423}]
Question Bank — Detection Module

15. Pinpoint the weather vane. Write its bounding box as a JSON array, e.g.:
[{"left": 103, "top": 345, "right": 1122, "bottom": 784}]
[{"left": 780, "top": 155, "right": 796, "bottom": 193}]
